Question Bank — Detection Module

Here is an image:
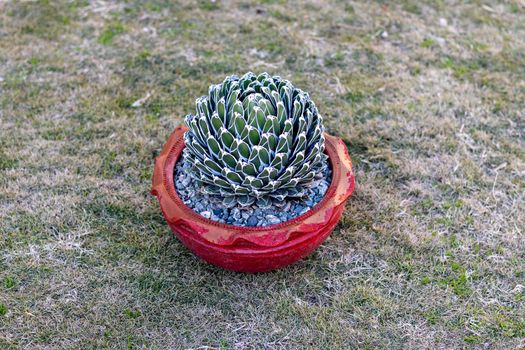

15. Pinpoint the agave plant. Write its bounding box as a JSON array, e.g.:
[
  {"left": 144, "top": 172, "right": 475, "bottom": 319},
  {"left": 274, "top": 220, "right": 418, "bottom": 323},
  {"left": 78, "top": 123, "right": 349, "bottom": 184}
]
[{"left": 183, "top": 72, "right": 327, "bottom": 207}]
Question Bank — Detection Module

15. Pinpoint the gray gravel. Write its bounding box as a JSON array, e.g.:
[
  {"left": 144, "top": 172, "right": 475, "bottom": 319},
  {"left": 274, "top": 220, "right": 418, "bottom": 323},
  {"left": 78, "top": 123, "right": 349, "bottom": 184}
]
[{"left": 174, "top": 155, "right": 332, "bottom": 227}]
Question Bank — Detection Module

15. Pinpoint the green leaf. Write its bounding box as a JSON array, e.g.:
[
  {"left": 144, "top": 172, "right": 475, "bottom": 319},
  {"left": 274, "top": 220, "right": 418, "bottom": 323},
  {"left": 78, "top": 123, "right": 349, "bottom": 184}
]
[
  {"left": 262, "top": 86, "right": 275, "bottom": 105},
  {"left": 271, "top": 115, "right": 281, "bottom": 134},
  {"left": 259, "top": 133, "right": 269, "bottom": 149},
  {"left": 227, "top": 89, "right": 240, "bottom": 112},
  {"left": 248, "top": 127, "right": 260, "bottom": 145},
  {"left": 217, "top": 97, "right": 226, "bottom": 123},
  {"left": 248, "top": 147, "right": 262, "bottom": 171},
  {"left": 234, "top": 159, "right": 244, "bottom": 172},
  {"left": 240, "top": 125, "right": 250, "bottom": 142},
  {"left": 198, "top": 116, "right": 211, "bottom": 136},
  {"left": 219, "top": 127, "right": 234, "bottom": 149},
  {"left": 261, "top": 180, "right": 280, "bottom": 191},
  {"left": 242, "top": 175, "right": 255, "bottom": 187},
  {"left": 302, "top": 171, "right": 316, "bottom": 182},
  {"left": 282, "top": 119, "right": 293, "bottom": 134},
  {"left": 282, "top": 178, "right": 299, "bottom": 189},
  {"left": 292, "top": 97, "right": 304, "bottom": 122},
  {"left": 297, "top": 116, "right": 307, "bottom": 135},
  {"left": 204, "top": 156, "right": 222, "bottom": 173},
  {"left": 202, "top": 184, "right": 221, "bottom": 194},
  {"left": 256, "top": 197, "right": 272, "bottom": 208},
  {"left": 305, "top": 143, "right": 320, "bottom": 163},
  {"left": 308, "top": 125, "right": 322, "bottom": 147},
  {"left": 230, "top": 139, "right": 241, "bottom": 159},
  {"left": 281, "top": 85, "right": 292, "bottom": 114},
  {"left": 221, "top": 78, "right": 232, "bottom": 97},
  {"left": 240, "top": 74, "right": 253, "bottom": 89},
  {"left": 221, "top": 151, "right": 237, "bottom": 168},
  {"left": 249, "top": 80, "right": 262, "bottom": 93},
  {"left": 305, "top": 109, "right": 314, "bottom": 131},
  {"left": 286, "top": 187, "right": 306, "bottom": 198},
  {"left": 190, "top": 140, "right": 206, "bottom": 156},
  {"left": 266, "top": 133, "right": 277, "bottom": 151},
  {"left": 262, "top": 115, "right": 275, "bottom": 133},
  {"left": 243, "top": 94, "right": 257, "bottom": 118},
  {"left": 210, "top": 112, "right": 223, "bottom": 135},
  {"left": 207, "top": 136, "right": 221, "bottom": 157},
  {"left": 189, "top": 119, "right": 205, "bottom": 145},
  {"left": 212, "top": 176, "right": 231, "bottom": 188},
  {"left": 289, "top": 150, "right": 305, "bottom": 168},
  {"left": 294, "top": 131, "right": 307, "bottom": 152},
  {"left": 271, "top": 90, "right": 282, "bottom": 106},
  {"left": 240, "top": 87, "right": 256, "bottom": 101},
  {"left": 237, "top": 195, "right": 255, "bottom": 207},
  {"left": 257, "top": 72, "right": 270, "bottom": 81},
  {"left": 259, "top": 98, "right": 275, "bottom": 117},
  {"left": 310, "top": 153, "right": 323, "bottom": 169},
  {"left": 251, "top": 178, "right": 264, "bottom": 188},
  {"left": 233, "top": 185, "right": 249, "bottom": 194},
  {"left": 242, "top": 163, "right": 257, "bottom": 176},
  {"left": 268, "top": 189, "right": 287, "bottom": 201},
  {"left": 233, "top": 101, "right": 244, "bottom": 119},
  {"left": 258, "top": 147, "right": 270, "bottom": 165},
  {"left": 232, "top": 112, "right": 246, "bottom": 135},
  {"left": 295, "top": 162, "right": 311, "bottom": 177},
  {"left": 193, "top": 158, "right": 213, "bottom": 176},
  {"left": 277, "top": 166, "right": 295, "bottom": 183},
  {"left": 196, "top": 96, "right": 210, "bottom": 119},
  {"left": 222, "top": 196, "right": 237, "bottom": 208},
  {"left": 222, "top": 168, "right": 242, "bottom": 183},
  {"left": 254, "top": 106, "right": 266, "bottom": 130},
  {"left": 276, "top": 101, "right": 287, "bottom": 127},
  {"left": 259, "top": 166, "right": 277, "bottom": 180},
  {"left": 237, "top": 140, "right": 250, "bottom": 159},
  {"left": 270, "top": 152, "right": 288, "bottom": 170},
  {"left": 276, "top": 132, "right": 291, "bottom": 154},
  {"left": 208, "top": 84, "right": 220, "bottom": 109}
]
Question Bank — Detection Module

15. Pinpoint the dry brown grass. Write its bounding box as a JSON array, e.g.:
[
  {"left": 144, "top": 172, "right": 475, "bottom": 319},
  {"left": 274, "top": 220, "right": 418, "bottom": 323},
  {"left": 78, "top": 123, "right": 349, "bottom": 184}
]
[{"left": 0, "top": 0, "right": 524, "bottom": 349}]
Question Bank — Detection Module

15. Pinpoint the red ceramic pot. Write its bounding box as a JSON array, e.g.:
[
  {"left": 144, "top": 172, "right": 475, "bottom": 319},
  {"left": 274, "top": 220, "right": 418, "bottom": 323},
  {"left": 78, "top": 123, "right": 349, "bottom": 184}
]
[{"left": 151, "top": 126, "right": 354, "bottom": 273}]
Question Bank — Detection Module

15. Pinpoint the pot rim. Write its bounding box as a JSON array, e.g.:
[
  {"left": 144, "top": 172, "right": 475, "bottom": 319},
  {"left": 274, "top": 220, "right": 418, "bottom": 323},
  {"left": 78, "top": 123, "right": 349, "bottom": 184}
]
[{"left": 153, "top": 126, "right": 353, "bottom": 233}]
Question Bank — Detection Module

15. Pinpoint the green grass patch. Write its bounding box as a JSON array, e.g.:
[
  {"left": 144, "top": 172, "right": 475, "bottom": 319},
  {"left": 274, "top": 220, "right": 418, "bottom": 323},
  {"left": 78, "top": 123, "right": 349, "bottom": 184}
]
[
  {"left": 0, "top": 151, "right": 17, "bottom": 170},
  {"left": 0, "top": 304, "right": 7, "bottom": 316},
  {"left": 123, "top": 308, "right": 141, "bottom": 320},
  {"left": 3, "top": 276, "right": 15, "bottom": 289},
  {"left": 98, "top": 22, "right": 126, "bottom": 45},
  {"left": 198, "top": 0, "right": 220, "bottom": 11},
  {"left": 439, "top": 272, "right": 472, "bottom": 298},
  {"left": 420, "top": 38, "right": 435, "bottom": 48}
]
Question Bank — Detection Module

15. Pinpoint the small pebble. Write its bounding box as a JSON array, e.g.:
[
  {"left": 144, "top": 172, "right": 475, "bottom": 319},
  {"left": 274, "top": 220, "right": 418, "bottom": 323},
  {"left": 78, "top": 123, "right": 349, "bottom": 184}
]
[
  {"left": 266, "top": 214, "right": 281, "bottom": 225},
  {"left": 294, "top": 205, "right": 305, "bottom": 214},
  {"left": 200, "top": 211, "right": 211, "bottom": 219},
  {"left": 247, "top": 215, "right": 258, "bottom": 227},
  {"left": 232, "top": 208, "right": 241, "bottom": 220}
]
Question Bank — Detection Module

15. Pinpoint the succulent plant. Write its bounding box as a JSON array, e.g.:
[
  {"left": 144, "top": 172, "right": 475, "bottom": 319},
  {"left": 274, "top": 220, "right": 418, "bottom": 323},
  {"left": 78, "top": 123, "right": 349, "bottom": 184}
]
[{"left": 183, "top": 72, "right": 327, "bottom": 207}]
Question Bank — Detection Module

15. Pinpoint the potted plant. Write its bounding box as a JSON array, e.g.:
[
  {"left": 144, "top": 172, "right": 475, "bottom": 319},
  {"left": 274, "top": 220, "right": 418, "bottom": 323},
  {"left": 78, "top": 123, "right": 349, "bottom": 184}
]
[{"left": 152, "top": 72, "right": 354, "bottom": 272}]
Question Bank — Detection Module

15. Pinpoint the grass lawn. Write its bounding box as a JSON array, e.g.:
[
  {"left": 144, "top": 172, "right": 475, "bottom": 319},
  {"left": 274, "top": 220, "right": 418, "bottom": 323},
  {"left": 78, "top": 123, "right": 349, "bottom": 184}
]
[{"left": 1, "top": 0, "right": 524, "bottom": 349}]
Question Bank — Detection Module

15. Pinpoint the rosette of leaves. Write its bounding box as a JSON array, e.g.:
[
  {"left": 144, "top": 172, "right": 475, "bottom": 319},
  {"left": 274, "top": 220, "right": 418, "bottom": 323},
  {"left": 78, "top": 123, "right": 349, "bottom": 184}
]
[{"left": 183, "top": 72, "right": 327, "bottom": 207}]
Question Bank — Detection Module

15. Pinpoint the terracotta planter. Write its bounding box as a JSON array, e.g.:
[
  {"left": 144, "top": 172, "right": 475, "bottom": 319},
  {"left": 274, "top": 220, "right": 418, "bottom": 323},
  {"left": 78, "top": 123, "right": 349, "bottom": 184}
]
[{"left": 151, "top": 126, "right": 354, "bottom": 272}]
